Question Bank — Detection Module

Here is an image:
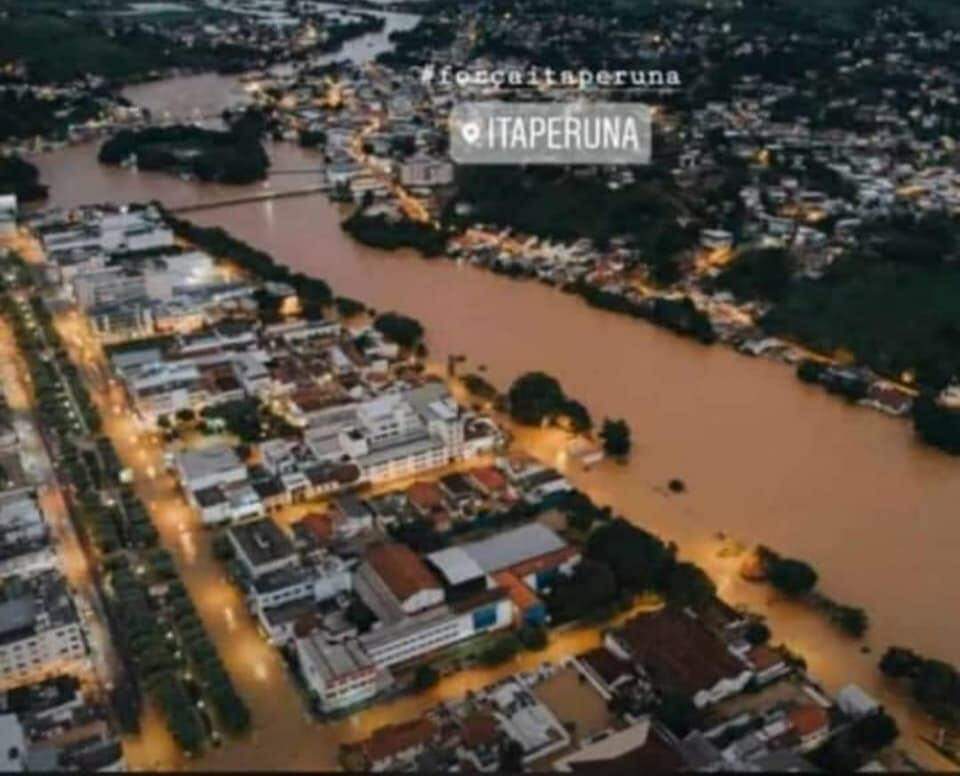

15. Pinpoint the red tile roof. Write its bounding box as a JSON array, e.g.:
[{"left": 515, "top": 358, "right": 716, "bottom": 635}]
[
  {"left": 616, "top": 609, "right": 748, "bottom": 697},
  {"left": 459, "top": 713, "right": 500, "bottom": 749},
  {"left": 492, "top": 570, "right": 541, "bottom": 612},
  {"left": 788, "top": 704, "right": 829, "bottom": 738},
  {"left": 351, "top": 717, "right": 438, "bottom": 765},
  {"left": 298, "top": 512, "right": 333, "bottom": 544},
  {"left": 507, "top": 545, "right": 580, "bottom": 580},
  {"left": 365, "top": 542, "right": 441, "bottom": 603},
  {"left": 579, "top": 647, "right": 634, "bottom": 688},
  {"left": 469, "top": 466, "right": 508, "bottom": 493},
  {"left": 406, "top": 481, "right": 446, "bottom": 513}
]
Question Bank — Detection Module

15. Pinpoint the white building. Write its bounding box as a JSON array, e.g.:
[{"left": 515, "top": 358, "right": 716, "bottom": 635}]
[
  {"left": 0, "top": 573, "right": 88, "bottom": 689},
  {"left": 175, "top": 445, "right": 247, "bottom": 495},
  {"left": 295, "top": 632, "right": 381, "bottom": 713}
]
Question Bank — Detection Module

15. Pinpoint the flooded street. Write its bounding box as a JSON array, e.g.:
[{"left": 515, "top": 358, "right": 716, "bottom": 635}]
[{"left": 28, "top": 119, "right": 960, "bottom": 768}]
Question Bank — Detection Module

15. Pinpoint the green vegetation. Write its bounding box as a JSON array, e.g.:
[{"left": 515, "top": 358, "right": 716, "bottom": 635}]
[
  {"left": 373, "top": 312, "right": 424, "bottom": 349},
  {"left": 341, "top": 211, "right": 447, "bottom": 258},
  {"left": 753, "top": 546, "right": 869, "bottom": 637},
  {"left": 445, "top": 166, "right": 691, "bottom": 259},
  {"left": 100, "top": 125, "right": 270, "bottom": 184},
  {"left": 912, "top": 395, "right": 960, "bottom": 455},
  {"left": 715, "top": 247, "right": 795, "bottom": 302},
  {"left": 600, "top": 418, "right": 631, "bottom": 458},
  {"left": 569, "top": 281, "right": 716, "bottom": 344},
  {"left": 506, "top": 371, "right": 594, "bottom": 431},
  {"left": 880, "top": 647, "right": 960, "bottom": 725},
  {"left": 812, "top": 710, "right": 900, "bottom": 772},
  {"left": 0, "top": 155, "right": 47, "bottom": 201},
  {"left": 412, "top": 664, "right": 439, "bottom": 691},
  {"left": 0, "top": 10, "right": 253, "bottom": 83},
  {"left": 200, "top": 398, "right": 296, "bottom": 443},
  {"left": 765, "top": 259, "right": 960, "bottom": 393},
  {"left": 478, "top": 633, "right": 522, "bottom": 666}
]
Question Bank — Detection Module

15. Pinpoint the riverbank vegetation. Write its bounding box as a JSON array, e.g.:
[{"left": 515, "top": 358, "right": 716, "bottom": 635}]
[
  {"left": 373, "top": 312, "right": 424, "bottom": 349},
  {"left": 762, "top": 215, "right": 960, "bottom": 393},
  {"left": 341, "top": 210, "right": 447, "bottom": 257},
  {"left": 912, "top": 395, "right": 960, "bottom": 455},
  {"left": 879, "top": 647, "right": 960, "bottom": 726},
  {"left": 506, "top": 371, "right": 594, "bottom": 433},
  {"left": 746, "top": 546, "right": 869, "bottom": 637},
  {"left": 162, "top": 211, "right": 333, "bottom": 308},
  {"left": 100, "top": 125, "right": 270, "bottom": 184},
  {"left": 567, "top": 280, "right": 717, "bottom": 344},
  {"left": 0, "top": 155, "right": 48, "bottom": 202}
]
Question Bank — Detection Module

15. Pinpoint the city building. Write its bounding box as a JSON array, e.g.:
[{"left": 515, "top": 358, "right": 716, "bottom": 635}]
[{"left": 0, "top": 572, "right": 87, "bottom": 689}]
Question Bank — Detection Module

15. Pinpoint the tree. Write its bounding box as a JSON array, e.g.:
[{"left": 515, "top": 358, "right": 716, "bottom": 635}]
[
  {"left": 546, "top": 560, "right": 618, "bottom": 623},
  {"left": 600, "top": 418, "right": 632, "bottom": 458},
  {"left": 744, "top": 621, "right": 771, "bottom": 646},
  {"left": 586, "top": 518, "right": 673, "bottom": 593},
  {"left": 852, "top": 711, "right": 899, "bottom": 751},
  {"left": 507, "top": 372, "right": 567, "bottom": 426},
  {"left": 412, "top": 664, "right": 439, "bottom": 691},
  {"left": 914, "top": 659, "right": 959, "bottom": 707},
  {"left": 517, "top": 624, "right": 548, "bottom": 651},
  {"left": 716, "top": 247, "right": 795, "bottom": 302},
  {"left": 832, "top": 605, "right": 869, "bottom": 638},
  {"left": 768, "top": 557, "right": 818, "bottom": 596},
  {"left": 563, "top": 399, "right": 592, "bottom": 434},
  {"left": 878, "top": 647, "right": 921, "bottom": 679},
  {"left": 373, "top": 312, "right": 424, "bottom": 349},
  {"left": 664, "top": 562, "right": 717, "bottom": 610}
]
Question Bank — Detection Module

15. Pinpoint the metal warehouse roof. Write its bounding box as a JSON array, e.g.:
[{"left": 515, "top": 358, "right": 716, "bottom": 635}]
[
  {"left": 426, "top": 547, "right": 486, "bottom": 586},
  {"left": 460, "top": 523, "right": 568, "bottom": 574}
]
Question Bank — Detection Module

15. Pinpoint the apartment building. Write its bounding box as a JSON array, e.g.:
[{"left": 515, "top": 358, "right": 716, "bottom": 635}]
[{"left": 0, "top": 572, "right": 87, "bottom": 689}]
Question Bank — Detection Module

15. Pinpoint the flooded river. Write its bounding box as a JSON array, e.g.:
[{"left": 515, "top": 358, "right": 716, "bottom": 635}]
[{"left": 27, "top": 80, "right": 960, "bottom": 769}]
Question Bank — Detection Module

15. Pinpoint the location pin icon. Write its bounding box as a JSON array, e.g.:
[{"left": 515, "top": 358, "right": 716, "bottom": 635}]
[{"left": 460, "top": 121, "right": 481, "bottom": 145}]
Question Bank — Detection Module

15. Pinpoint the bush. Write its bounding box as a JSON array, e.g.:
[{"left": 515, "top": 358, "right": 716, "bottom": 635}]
[
  {"left": 412, "top": 664, "right": 439, "bottom": 691},
  {"left": 768, "top": 557, "right": 818, "bottom": 596},
  {"left": 479, "top": 635, "right": 522, "bottom": 666},
  {"left": 517, "top": 625, "right": 548, "bottom": 651}
]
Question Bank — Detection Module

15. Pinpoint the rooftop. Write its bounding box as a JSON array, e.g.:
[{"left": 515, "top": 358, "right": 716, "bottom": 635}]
[
  {"left": 460, "top": 523, "right": 569, "bottom": 575},
  {"left": 228, "top": 518, "right": 296, "bottom": 569},
  {"left": 615, "top": 609, "right": 749, "bottom": 698},
  {"left": 363, "top": 542, "right": 441, "bottom": 604},
  {"left": 426, "top": 547, "right": 486, "bottom": 587}
]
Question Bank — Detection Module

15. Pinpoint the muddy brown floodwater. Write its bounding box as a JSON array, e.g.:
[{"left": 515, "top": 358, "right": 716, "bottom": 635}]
[{"left": 31, "top": 136, "right": 960, "bottom": 769}]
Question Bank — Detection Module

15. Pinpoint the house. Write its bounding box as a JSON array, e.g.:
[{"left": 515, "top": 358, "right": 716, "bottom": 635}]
[
  {"left": 607, "top": 609, "right": 753, "bottom": 708},
  {"left": 405, "top": 481, "right": 446, "bottom": 517},
  {"left": 329, "top": 493, "right": 374, "bottom": 538},
  {"left": 468, "top": 466, "right": 508, "bottom": 497},
  {"left": 342, "top": 717, "right": 439, "bottom": 771},
  {"left": 227, "top": 518, "right": 298, "bottom": 579},
  {"left": 575, "top": 647, "right": 637, "bottom": 698},
  {"left": 553, "top": 718, "right": 683, "bottom": 772}
]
